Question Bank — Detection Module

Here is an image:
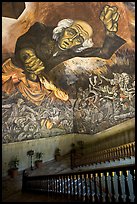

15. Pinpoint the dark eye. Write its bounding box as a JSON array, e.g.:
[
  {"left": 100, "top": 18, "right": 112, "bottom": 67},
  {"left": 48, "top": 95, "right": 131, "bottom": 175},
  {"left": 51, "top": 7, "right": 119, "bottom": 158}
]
[{"left": 75, "top": 36, "right": 84, "bottom": 43}]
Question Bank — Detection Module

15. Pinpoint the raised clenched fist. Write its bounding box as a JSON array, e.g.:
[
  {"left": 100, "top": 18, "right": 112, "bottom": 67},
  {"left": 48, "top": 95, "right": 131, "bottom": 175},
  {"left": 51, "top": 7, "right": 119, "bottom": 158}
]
[{"left": 100, "top": 5, "right": 120, "bottom": 33}]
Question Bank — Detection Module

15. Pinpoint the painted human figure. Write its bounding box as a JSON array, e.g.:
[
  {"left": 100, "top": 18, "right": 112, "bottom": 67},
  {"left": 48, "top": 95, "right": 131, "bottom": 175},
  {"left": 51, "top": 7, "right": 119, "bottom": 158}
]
[
  {"left": 2, "top": 5, "right": 126, "bottom": 104},
  {"left": 12, "top": 5, "right": 126, "bottom": 83}
]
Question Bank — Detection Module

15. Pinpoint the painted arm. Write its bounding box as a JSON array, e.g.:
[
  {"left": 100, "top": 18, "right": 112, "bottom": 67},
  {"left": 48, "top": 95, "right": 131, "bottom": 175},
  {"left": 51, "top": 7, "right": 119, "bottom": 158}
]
[{"left": 47, "top": 4, "right": 126, "bottom": 69}]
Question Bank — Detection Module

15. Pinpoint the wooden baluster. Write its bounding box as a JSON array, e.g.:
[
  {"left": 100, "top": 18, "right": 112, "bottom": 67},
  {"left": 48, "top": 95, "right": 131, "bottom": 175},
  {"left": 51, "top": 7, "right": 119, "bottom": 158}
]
[
  {"left": 115, "top": 148, "right": 118, "bottom": 160},
  {"left": 58, "top": 176, "right": 60, "bottom": 193},
  {"left": 126, "top": 145, "right": 129, "bottom": 157},
  {"left": 111, "top": 149, "right": 114, "bottom": 160},
  {"left": 82, "top": 174, "right": 85, "bottom": 201},
  {"left": 84, "top": 174, "right": 88, "bottom": 201},
  {"left": 99, "top": 172, "right": 103, "bottom": 202},
  {"left": 132, "top": 142, "right": 135, "bottom": 156},
  {"left": 107, "top": 149, "right": 110, "bottom": 162},
  {"left": 128, "top": 144, "right": 131, "bottom": 157},
  {"left": 109, "top": 149, "right": 112, "bottom": 162},
  {"left": 56, "top": 176, "right": 58, "bottom": 193},
  {"left": 119, "top": 147, "right": 122, "bottom": 159},
  {"left": 54, "top": 177, "right": 56, "bottom": 193},
  {"left": 64, "top": 176, "right": 66, "bottom": 195},
  {"left": 72, "top": 175, "right": 75, "bottom": 198},
  {"left": 55, "top": 177, "right": 57, "bottom": 193},
  {"left": 105, "top": 150, "right": 108, "bottom": 162},
  {"left": 49, "top": 177, "right": 52, "bottom": 192},
  {"left": 70, "top": 175, "right": 73, "bottom": 196},
  {"left": 116, "top": 170, "right": 123, "bottom": 202},
  {"left": 63, "top": 176, "right": 65, "bottom": 194},
  {"left": 75, "top": 174, "right": 78, "bottom": 200},
  {"left": 123, "top": 170, "right": 130, "bottom": 202},
  {"left": 61, "top": 176, "right": 64, "bottom": 194},
  {"left": 50, "top": 178, "right": 52, "bottom": 193},
  {"left": 47, "top": 178, "right": 50, "bottom": 192},
  {"left": 68, "top": 175, "right": 71, "bottom": 197},
  {"left": 105, "top": 172, "right": 110, "bottom": 202},
  {"left": 129, "top": 168, "right": 135, "bottom": 201},
  {"left": 121, "top": 146, "right": 125, "bottom": 158},
  {"left": 123, "top": 146, "right": 126, "bottom": 159},
  {"left": 85, "top": 174, "right": 90, "bottom": 202},
  {"left": 80, "top": 174, "right": 83, "bottom": 201},
  {"left": 96, "top": 173, "right": 100, "bottom": 201},
  {"left": 110, "top": 171, "right": 115, "bottom": 202},
  {"left": 40, "top": 180, "right": 43, "bottom": 191},
  {"left": 127, "top": 145, "right": 130, "bottom": 157},
  {"left": 47, "top": 177, "right": 49, "bottom": 192},
  {"left": 111, "top": 149, "right": 115, "bottom": 161},
  {"left": 114, "top": 148, "right": 117, "bottom": 160},
  {"left": 69, "top": 175, "right": 71, "bottom": 196},
  {"left": 93, "top": 172, "right": 98, "bottom": 202},
  {"left": 50, "top": 177, "right": 52, "bottom": 193},
  {"left": 56, "top": 176, "right": 59, "bottom": 193},
  {"left": 58, "top": 176, "right": 61, "bottom": 193},
  {"left": 102, "top": 150, "right": 106, "bottom": 162},
  {"left": 52, "top": 177, "right": 55, "bottom": 192},
  {"left": 66, "top": 175, "right": 69, "bottom": 196},
  {"left": 129, "top": 143, "right": 133, "bottom": 156},
  {"left": 66, "top": 175, "right": 68, "bottom": 196},
  {"left": 52, "top": 177, "right": 54, "bottom": 194},
  {"left": 45, "top": 178, "right": 47, "bottom": 192},
  {"left": 88, "top": 173, "right": 93, "bottom": 202},
  {"left": 76, "top": 174, "right": 80, "bottom": 199}
]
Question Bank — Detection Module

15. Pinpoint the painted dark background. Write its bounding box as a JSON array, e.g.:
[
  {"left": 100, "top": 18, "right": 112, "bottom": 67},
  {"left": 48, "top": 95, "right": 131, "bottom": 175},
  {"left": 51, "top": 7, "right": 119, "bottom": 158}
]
[{"left": 2, "top": 2, "right": 135, "bottom": 143}]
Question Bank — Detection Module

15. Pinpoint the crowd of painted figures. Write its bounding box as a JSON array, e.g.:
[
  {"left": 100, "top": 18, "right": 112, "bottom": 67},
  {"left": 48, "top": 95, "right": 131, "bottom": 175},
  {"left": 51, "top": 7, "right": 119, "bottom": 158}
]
[{"left": 2, "top": 69, "right": 135, "bottom": 143}]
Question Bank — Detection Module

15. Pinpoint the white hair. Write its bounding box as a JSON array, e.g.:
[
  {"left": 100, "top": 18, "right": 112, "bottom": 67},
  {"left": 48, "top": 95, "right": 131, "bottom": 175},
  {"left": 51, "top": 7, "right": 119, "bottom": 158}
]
[
  {"left": 53, "top": 18, "right": 94, "bottom": 52},
  {"left": 53, "top": 19, "right": 74, "bottom": 41}
]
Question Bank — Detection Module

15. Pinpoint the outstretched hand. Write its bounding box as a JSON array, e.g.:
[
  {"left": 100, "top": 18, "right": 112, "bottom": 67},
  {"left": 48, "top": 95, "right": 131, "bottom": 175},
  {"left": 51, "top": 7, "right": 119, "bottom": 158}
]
[{"left": 100, "top": 5, "right": 120, "bottom": 33}]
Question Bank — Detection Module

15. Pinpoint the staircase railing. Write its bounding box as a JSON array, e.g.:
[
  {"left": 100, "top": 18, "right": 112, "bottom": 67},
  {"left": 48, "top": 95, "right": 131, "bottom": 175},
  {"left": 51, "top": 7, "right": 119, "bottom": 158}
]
[
  {"left": 71, "top": 142, "right": 135, "bottom": 169},
  {"left": 22, "top": 164, "right": 135, "bottom": 202}
]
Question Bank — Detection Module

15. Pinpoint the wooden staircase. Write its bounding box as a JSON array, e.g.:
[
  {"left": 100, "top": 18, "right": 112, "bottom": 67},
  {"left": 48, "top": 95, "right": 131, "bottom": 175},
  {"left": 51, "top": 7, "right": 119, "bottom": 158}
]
[
  {"left": 22, "top": 164, "right": 135, "bottom": 202},
  {"left": 21, "top": 125, "right": 135, "bottom": 202}
]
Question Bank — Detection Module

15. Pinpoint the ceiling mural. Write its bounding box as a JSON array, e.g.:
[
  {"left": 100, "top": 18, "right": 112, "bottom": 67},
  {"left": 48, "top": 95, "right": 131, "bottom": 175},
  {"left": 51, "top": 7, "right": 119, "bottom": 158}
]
[{"left": 2, "top": 2, "right": 135, "bottom": 143}]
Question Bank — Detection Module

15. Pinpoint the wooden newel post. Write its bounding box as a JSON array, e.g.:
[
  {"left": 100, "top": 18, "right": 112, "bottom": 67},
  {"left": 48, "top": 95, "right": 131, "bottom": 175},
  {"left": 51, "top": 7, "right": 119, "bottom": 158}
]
[{"left": 22, "top": 170, "right": 29, "bottom": 192}]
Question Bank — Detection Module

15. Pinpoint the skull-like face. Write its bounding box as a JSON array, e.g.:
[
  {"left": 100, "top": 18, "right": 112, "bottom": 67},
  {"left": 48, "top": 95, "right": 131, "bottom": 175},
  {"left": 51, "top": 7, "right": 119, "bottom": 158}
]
[{"left": 58, "top": 20, "right": 93, "bottom": 50}]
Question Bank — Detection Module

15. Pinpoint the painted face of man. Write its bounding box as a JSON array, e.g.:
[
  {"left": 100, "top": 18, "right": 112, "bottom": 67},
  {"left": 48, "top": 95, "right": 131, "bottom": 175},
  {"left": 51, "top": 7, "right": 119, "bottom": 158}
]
[{"left": 58, "top": 20, "right": 93, "bottom": 50}]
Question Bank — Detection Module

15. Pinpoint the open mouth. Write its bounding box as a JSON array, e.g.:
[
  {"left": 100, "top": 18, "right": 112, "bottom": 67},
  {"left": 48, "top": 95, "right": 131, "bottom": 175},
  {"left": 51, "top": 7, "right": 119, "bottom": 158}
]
[{"left": 63, "top": 41, "right": 69, "bottom": 46}]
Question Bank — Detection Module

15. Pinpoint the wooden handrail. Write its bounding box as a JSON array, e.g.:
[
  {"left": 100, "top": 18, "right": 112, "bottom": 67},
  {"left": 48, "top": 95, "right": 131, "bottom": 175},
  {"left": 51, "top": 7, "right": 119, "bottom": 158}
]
[{"left": 72, "top": 142, "right": 135, "bottom": 168}]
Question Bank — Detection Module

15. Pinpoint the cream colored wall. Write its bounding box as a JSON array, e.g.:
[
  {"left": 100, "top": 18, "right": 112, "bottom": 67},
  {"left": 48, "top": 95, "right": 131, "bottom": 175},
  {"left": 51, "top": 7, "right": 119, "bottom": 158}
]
[
  {"left": 74, "top": 118, "right": 135, "bottom": 145},
  {"left": 2, "top": 118, "right": 135, "bottom": 177},
  {"left": 2, "top": 134, "right": 75, "bottom": 177}
]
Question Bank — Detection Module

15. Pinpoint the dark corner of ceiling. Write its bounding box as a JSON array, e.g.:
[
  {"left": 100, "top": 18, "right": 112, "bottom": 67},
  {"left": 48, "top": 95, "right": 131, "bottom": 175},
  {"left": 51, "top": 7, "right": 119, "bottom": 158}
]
[{"left": 2, "top": 2, "right": 25, "bottom": 19}]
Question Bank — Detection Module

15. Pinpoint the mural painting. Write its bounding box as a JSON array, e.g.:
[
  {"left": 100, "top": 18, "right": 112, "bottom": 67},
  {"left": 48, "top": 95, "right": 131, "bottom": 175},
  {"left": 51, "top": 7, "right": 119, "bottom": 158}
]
[{"left": 2, "top": 2, "right": 135, "bottom": 143}]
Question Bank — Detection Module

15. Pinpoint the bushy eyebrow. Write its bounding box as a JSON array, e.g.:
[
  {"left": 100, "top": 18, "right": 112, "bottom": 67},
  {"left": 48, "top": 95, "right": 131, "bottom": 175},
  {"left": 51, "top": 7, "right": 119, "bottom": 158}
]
[{"left": 65, "top": 28, "right": 77, "bottom": 34}]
